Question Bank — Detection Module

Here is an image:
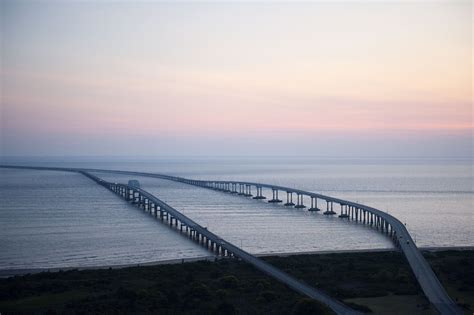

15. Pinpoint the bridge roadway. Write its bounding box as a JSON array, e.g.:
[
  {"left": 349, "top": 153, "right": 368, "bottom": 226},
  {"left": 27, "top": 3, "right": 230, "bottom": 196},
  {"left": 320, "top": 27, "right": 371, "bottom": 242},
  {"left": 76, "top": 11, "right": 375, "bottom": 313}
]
[
  {"left": 78, "top": 170, "right": 359, "bottom": 315},
  {"left": 0, "top": 165, "right": 463, "bottom": 315}
]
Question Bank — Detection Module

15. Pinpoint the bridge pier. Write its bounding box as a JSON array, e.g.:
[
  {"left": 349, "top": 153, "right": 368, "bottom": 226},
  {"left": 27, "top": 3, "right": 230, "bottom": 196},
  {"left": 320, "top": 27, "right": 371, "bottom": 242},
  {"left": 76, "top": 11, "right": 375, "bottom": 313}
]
[
  {"left": 253, "top": 186, "right": 266, "bottom": 200},
  {"left": 323, "top": 201, "right": 336, "bottom": 215},
  {"left": 244, "top": 185, "right": 253, "bottom": 197},
  {"left": 339, "top": 204, "right": 349, "bottom": 218},
  {"left": 284, "top": 191, "right": 295, "bottom": 206},
  {"left": 238, "top": 184, "right": 245, "bottom": 195},
  {"left": 268, "top": 188, "right": 283, "bottom": 203},
  {"left": 308, "top": 197, "right": 320, "bottom": 211},
  {"left": 295, "top": 193, "right": 306, "bottom": 208}
]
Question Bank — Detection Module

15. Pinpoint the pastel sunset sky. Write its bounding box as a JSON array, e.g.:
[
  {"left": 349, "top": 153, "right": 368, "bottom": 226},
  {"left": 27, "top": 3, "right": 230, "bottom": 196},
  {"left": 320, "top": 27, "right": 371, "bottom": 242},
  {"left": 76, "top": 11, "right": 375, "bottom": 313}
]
[{"left": 1, "top": 1, "right": 472, "bottom": 157}]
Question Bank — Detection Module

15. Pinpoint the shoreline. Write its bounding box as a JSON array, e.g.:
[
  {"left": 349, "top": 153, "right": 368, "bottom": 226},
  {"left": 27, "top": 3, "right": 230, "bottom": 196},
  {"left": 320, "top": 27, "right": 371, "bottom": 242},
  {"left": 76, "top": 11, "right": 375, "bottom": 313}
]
[{"left": 1, "top": 245, "right": 472, "bottom": 278}]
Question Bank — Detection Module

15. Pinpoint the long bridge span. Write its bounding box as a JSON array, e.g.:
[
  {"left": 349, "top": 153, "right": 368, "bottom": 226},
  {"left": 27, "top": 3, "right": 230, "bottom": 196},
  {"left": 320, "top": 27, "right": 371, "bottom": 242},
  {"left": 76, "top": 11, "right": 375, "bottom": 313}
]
[
  {"left": 79, "top": 170, "right": 359, "bottom": 315},
  {"left": 0, "top": 165, "right": 463, "bottom": 315}
]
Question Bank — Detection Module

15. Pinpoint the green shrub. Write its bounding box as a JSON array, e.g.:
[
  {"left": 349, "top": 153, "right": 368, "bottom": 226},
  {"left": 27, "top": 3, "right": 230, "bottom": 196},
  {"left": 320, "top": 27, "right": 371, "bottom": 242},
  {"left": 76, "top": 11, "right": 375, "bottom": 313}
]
[
  {"left": 186, "top": 282, "right": 211, "bottom": 299},
  {"left": 218, "top": 275, "right": 239, "bottom": 289}
]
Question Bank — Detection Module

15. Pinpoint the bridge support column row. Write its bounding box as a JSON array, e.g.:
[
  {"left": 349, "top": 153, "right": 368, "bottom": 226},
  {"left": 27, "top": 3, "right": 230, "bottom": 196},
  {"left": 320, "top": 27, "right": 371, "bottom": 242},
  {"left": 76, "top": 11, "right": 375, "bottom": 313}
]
[
  {"left": 268, "top": 189, "right": 282, "bottom": 203},
  {"left": 101, "top": 180, "right": 239, "bottom": 261},
  {"left": 253, "top": 186, "right": 266, "bottom": 200},
  {"left": 295, "top": 193, "right": 306, "bottom": 208},
  {"left": 244, "top": 185, "right": 252, "bottom": 197},
  {"left": 284, "top": 192, "right": 295, "bottom": 206},
  {"left": 224, "top": 183, "right": 230, "bottom": 192},
  {"left": 338, "top": 204, "right": 348, "bottom": 218},
  {"left": 324, "top": 201, "right": 336, "bottom": 215},
  {"left": 308, "top": 197, "right": 320, "bottom": 211}
]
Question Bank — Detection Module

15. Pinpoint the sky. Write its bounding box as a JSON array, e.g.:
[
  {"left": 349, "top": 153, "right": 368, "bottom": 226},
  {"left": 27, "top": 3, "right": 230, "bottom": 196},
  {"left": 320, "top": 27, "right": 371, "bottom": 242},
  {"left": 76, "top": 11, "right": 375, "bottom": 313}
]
[{"left": 0, "top": 1, "right": 472, "bottom": 157}]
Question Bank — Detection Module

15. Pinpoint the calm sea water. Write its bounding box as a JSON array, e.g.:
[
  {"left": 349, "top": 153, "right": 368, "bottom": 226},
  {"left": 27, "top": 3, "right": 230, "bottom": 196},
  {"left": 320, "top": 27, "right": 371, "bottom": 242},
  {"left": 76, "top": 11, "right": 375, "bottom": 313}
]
[{"left": 0, "top": 157, "right": 472, "bottom": 270}]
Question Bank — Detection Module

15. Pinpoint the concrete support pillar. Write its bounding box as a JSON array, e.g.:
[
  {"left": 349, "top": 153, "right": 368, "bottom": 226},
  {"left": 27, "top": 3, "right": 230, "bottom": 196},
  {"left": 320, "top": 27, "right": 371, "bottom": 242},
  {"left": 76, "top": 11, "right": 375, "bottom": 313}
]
[
  {"left": 284, "top": 192, "right": 295, "bottom": 206},
  {"left": 295, "top": 194, "right": 306, "bottom": 208},
  {"left": 244, "top": 185, "right": 252, "bottom": 197},
  {"left": 339, "top": 204, "right": 349, "bottom": 218},
  {"left": 253, "top": 186, "right": 266, "bottom": 200},
  {"left": 309, "top": 197, "right": 320, "bottom": 211},
  {"left": 268, "top": 189, "right": 283, "bottom": 203},
  {"left": 324, "top": 200, "right": 336, "bottom": 215}
]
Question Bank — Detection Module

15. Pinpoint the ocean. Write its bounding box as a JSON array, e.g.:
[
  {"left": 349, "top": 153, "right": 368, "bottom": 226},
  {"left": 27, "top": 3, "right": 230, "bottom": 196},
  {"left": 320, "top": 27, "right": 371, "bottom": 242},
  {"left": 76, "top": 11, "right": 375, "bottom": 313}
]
[{"left": 0, "top": 157, "right": 472, "bottom": 271}]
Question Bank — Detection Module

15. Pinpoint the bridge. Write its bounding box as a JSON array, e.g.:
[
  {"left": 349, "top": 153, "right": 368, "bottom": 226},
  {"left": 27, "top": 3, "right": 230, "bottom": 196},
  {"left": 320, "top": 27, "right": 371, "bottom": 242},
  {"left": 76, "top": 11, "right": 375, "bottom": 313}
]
[
  {"left": 0, "top": 165, "right": 463, "bottom": 315},
  {"left": 79, "top": 170, "right": 359, "bottom": 315}
]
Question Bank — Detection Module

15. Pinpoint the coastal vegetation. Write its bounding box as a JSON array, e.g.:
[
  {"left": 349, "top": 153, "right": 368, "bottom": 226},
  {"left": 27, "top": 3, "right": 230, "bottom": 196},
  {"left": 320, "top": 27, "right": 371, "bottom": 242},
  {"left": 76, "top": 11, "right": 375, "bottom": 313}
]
[{"left": 0, "top": 250, "right": 472, "bottom": 314}]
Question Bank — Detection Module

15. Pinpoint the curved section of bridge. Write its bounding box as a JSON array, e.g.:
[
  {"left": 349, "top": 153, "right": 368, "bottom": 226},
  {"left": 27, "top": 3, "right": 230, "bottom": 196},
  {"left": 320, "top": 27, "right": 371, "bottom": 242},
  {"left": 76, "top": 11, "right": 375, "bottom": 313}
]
[
  {"left": 0, "top": 165, "right": 462, "bottom": 315},
  {"left": 79, "top": 170, "right": 359, "bottom": 315},
  {"left": 176, "top": 178, "right": 463, "bottom": 315}
]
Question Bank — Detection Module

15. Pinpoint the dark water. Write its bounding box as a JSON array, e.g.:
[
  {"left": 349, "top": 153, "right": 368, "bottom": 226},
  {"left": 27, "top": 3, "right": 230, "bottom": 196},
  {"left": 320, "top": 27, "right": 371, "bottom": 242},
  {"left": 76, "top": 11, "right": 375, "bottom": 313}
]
[{"left": 0, "top": 157, "right": 472, "bottom": 270}]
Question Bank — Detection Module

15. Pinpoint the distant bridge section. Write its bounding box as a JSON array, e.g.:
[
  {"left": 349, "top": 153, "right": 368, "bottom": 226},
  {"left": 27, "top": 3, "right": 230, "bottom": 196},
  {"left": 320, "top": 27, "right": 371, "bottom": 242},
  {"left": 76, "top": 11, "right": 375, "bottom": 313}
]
[
  {"left": 0, "top": 164, "right": 463, "bottom": 315},
  {"left": 79, "top": 170, "right": 360, "bottom": 315}
]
